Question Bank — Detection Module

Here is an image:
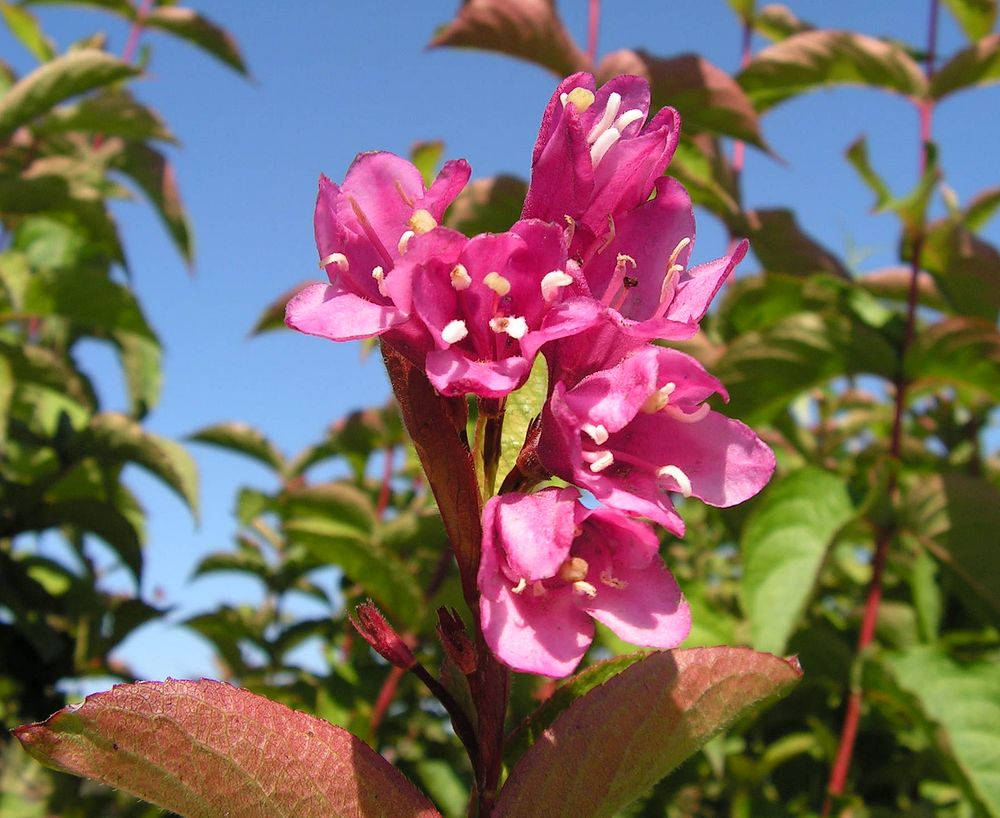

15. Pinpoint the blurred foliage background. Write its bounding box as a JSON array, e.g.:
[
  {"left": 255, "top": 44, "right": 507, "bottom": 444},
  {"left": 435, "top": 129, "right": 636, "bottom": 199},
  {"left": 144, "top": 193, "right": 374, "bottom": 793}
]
[{"left": 2, "top": 1, "right": 999, "bottom": 816}]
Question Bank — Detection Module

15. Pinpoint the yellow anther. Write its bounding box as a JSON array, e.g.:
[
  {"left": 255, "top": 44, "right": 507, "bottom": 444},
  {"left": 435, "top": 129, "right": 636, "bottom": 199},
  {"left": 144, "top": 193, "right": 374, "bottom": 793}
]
[
  {"left": 566, "top": 87, "right": 595, "bottom": 114},
  {"left": 409, "top": 208, "right": 437, "bottom": 235},
  {"left": 484, "top": 272, "right": 511, "bottom": 297},
  {"left": 558, "top": 556, "right": 590, "bottom": 583}
]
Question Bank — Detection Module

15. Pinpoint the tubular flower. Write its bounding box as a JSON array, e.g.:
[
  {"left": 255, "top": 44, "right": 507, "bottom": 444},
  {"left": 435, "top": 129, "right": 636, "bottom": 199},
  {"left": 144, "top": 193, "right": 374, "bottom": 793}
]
[
  {"left": 478, "top": 487, "right": 690, "bottom": 677},
  {"left": 521, "top": 72, "right": 679, "bottom": 242},
  {"left": 577, "top": 176, "right": 749, "bottom": 341},
  {"left": 397, "top": 219, "right": 600, "bottom": 398},
  {"left": 285, "top": 151, "right": 470, "bottom": 355},
  {"left": 539, "top": 340, "right": 776, "bottom": 535}
]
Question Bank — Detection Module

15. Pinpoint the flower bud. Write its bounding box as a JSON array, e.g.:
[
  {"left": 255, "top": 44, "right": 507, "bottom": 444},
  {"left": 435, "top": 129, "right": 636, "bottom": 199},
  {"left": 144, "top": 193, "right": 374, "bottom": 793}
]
[{"left": 350, "top": 601, "right": 416, "bottom": 670}]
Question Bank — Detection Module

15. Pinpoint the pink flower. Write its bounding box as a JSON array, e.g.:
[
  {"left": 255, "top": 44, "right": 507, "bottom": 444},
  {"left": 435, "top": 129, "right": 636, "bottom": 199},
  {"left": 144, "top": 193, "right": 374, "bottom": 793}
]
[
  {"left": 285, "top": 151, "right": 470, "bottom": 354},
  {"left": 539, "top": 338, "right": 775, "bottom": 535},
  {"left": 576, "top": 176, "right": 749, "bottom": 341},
  {"left": 521, "top": 73, "right": 679, "bottom": 241},
  {"left": 478, "top": 487, "right": 690, "bottom": 677},
  {"left": 397, "top": 219, "right": 600, "bottom": 398}
]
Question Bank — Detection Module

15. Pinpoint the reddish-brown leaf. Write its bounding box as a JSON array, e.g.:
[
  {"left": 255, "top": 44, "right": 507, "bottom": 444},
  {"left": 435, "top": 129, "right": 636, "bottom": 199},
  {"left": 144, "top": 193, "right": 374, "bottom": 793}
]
[
  {"left": 598, "top": 49, "right": 767, "bottom": 148},
  {"left": 430, "top": 0, "right": 590, "bottom": 78},
  {"left": 16, "top": 679, "right": 441, "bottom": 818},
  {"left": 495, "top": 647, "right": 802, "bottom": 818}
]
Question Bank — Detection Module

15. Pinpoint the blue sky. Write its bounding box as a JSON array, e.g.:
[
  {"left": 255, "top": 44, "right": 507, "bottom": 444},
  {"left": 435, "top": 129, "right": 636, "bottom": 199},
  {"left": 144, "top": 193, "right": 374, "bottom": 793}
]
[{"left": 5, "top": 2, "right": 998, "bottom": 684}]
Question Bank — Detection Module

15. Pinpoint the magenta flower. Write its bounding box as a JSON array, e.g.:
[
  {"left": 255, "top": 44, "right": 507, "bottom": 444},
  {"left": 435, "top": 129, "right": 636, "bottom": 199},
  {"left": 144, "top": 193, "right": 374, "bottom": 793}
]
[
  {"left": 396, "top": 219, "right": 600, "bottom": 398},
  {"left": 521, "top": 73, "right": 679, "bottom": 241},
  {"left": 478, "top": 487, "right": 690, "bottom": 677},
  {"left": 539, "top": 340, "right": 775, "bottom": 535},
  {"left": 285, "top": 151, "right": 470, "bottom": 354},
  {"left": 576, "top": 176, "right": 749, "bottom": 341}
]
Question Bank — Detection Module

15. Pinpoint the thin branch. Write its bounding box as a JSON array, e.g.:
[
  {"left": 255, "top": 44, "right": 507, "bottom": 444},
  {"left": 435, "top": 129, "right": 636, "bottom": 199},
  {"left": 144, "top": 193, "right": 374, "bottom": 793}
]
[
  {"left": 587, "top": 0, "right": 601, "bottom": 64},
  {"left": 822, "top": 1, "right": 939, "bottom": 813}
]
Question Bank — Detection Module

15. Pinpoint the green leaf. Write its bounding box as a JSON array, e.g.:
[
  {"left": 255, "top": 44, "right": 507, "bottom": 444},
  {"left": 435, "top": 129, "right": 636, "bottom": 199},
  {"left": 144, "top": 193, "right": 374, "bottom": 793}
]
[
  {"left": 430, "top": 0, "right": 590, "bottom": 78},
  {"left": 282, "top": 482, "right": 377, "bottom": 537},
  {"left": 111, "top": 141, "right": 193, "bottom": 265},
  {"left": 15, "top": 679, "right": 442, "bottom": 818},
  {"left": 963, "top": 184, "right": 1000, "bottom": 230},
  {"left": 32, "top": 90, "right": 176, "bottom": 142},
  {"left": 21, "top": 499, "right": 143, "bottom": 580},
  {"left": 189, "top": 422, "right": 285, "bottom": 473},
  {"left": 883, "top": 646, "right": 1000, "bottom": 816},
  {"left": 943, "top": 0, "right": 998, "bottom": 41},
  {"left": 495, "top": 648, "right": 801, "bottom": 818},
  {"left": 444, "top": 175, "right": 527, "bottom": 236},
  {"left": 71, "top": 412, "right": 199, "bottom": 518},
  {"left": 597, "top": 49, "right": 766, "bottom": 147},
  {"left": 20, "top": 267, "right": 156, "bottom": 339},
  {"left": 726, "top": 0, "right": 755, "bottom": 21},
  {"left": 902, "top": 472, "right": 1000, "bottom": 622},
  {"left": 905, "top": 317, "right": 1000, "bottom": 401},
  {"left": 740, "top": 467, "right": 854, "bottom": 654},
  {"left": 740, "top": 208, "right": 850, "bottom": 277},
  {"left": 845, "top": 135, "right": 893, "bottom": 209},
  {"left": 411, "top": 140, "right": 444, "bottom": 188},
  {"left": 143, "top": 7, "right": 248, "bottom": 75},
  {"left": 0, "top": 355, "right": 12, "bottom": 446},
  {"left": 932, "top": 33, "right": 1000, "bottom": 99},
  {"left": 0, "top": 1, "right": 55, "bottom": 61},
  {"left": 919, "top": 220, "right": 1000, "bottom": 322},
  {"left": 714, "top": 311, "right": 897, "bottom": 423},
  {"left": 505, "top": 652, "right": 646, "bottom": 767},
  {"left": 249, "top": 282, "right": 308, "bottom": 336},
  {"left": 738, "top": 30, "right": 927, "bottom": 110},
  {"left": 0, "top": 49, "right": 139, "bottom": 138},
  {"left": 496, "top": 355, "right": 547, "bottom": 492},
  {"left": 112, "top": 330, "right": 162, "bottom": 418},
  {"left": 669, "top": 135, "right": 740, "bottom": 221},
  {"left": 286, "top": 518, "right": 422, "bottom": 623},
  {"left": 752, "top": 3, "right": 815, "bottom": 42}
]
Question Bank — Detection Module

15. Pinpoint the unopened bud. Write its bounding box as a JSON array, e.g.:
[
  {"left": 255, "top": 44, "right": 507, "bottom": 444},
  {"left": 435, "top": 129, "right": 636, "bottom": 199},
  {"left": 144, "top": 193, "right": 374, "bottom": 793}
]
[
  {"left": 350, "top": 601, "right": 416, "bottom": 670},
  {"left": 437, "top": 607, "right": 477, "bottom": 675}
]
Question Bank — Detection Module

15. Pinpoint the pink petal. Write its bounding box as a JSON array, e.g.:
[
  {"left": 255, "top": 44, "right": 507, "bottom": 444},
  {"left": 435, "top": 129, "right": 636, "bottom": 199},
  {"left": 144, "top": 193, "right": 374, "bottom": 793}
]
[
  {"left": 418, "top": 159, "right": 472, "bottom": 220},
  {"left": 562, "top": 347, "right": 658, "bottom": 434},
  {"left": 666, "top": 239, "right": 748, "bottom": 325},
  {"left": 284, "top": 284, "right": 404, "bottom": 341},
  {"left": 487, "top": 489, "right": 577, "bottom": 582},
  {"left": 480, "top": 583, "right": 593, "bottom": 677},
  {"left": 425, "top": 350, "right": 530, "bottom": 398}
]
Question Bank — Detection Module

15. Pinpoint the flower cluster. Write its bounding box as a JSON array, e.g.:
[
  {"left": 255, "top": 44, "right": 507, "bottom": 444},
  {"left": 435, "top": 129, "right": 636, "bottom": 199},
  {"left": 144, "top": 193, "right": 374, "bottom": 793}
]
[{"left": 288, "top": 72, "right": 775, "bottom": 677}]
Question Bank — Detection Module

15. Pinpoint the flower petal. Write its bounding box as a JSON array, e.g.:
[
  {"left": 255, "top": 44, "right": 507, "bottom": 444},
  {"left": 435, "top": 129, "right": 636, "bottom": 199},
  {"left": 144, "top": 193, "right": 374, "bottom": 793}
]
[{"left": 284, "top": 284, "right": 404, "bottom": 341}]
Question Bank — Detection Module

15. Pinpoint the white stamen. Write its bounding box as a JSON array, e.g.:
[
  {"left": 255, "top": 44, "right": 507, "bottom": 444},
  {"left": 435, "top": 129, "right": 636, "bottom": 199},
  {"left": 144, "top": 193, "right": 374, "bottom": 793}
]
[
  {"left": 659, "top": 264, "right": 682, "bottom": 305},
  {"left": 664, "top": 402, "right": 712, "bottom": 424},
  {"left": 613, "top": 108, "right": 644, "bottom": 133},
  {"left": 560, "top": 92, "right": 569, "bottom": 106},
  {"left": 667, "top": 236, "right": 692, "bottom": 270},
  {"left": 441, "top": 319, "right": 468, "bottom": 346},
  {"left": 319, "top": 252, "right": 348, "bottom": 272},
  {"left": 397, "top": 229, "right": 415, "bottom": 254},
  {"left": 590, "top": 127, "right": 621, "bottom": 166},
  {"left": 573, "top": 580, "right": 598, "bottom": 598},
  {"left": 657, "top": 464, "right": 693, "bottom": 498},
  {"left": 582, "top": 423, "right": 609, "bottom": 445},
  {"left": 600, "top": 571, "right": 628, "bottom": 590},
  {"left": 587, "top": 91, "right": 622, "bottom": 143},
  {"left": 371, "top": 266, "right": 388, "bottom": 297},
  {"left": 512, "top": 577, "right": 527, "bottom": 595},
  {"left": 585, "top": 450, "right": 615, "bottom": 473},
  {"left": 489, "top": 315, "right": 528, "bottom": 340},
  {"left": 541, "top": 269, "right": 574, "bottom": 302},
  {"left": 641, "top": 382, "right": 676, "bottom": 414},
  {"left": 483, "top": 271, "right": 511, "bottom": 297},
  {"left": 450, "top": 263, "right": 472, "bottom": 291}
]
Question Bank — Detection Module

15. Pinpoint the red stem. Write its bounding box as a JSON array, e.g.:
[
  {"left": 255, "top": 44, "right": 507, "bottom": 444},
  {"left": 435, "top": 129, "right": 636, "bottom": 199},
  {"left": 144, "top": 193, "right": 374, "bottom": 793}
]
[
  {"left": 369, "top": 665, "right": 406, "bottom": 738},
  {"left": 586, "top": 0, "right": 600, "bottom": 64},
  {"left": 122, "top": 0, "right": 155, "bottom": 65},
  {"left": 822, "top": 2, "right": 938, "bottom": 813},
  {"left": 376, "top": 444, "right": 395, "bottom": 520}
]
